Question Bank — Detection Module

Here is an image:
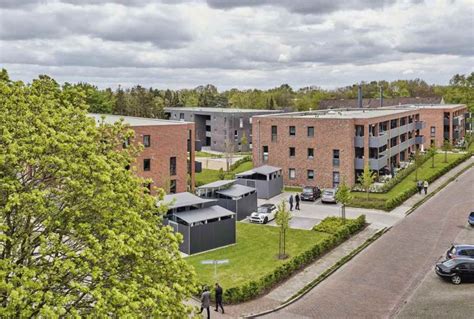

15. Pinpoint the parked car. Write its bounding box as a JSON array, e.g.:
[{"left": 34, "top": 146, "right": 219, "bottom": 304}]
[
  {"left": 321, "top": 188, "right": 337, "bottom": 204},
  {"left": 300, "top": 186, "right": 321, "bottom": 201},
  {"left": 446, "top": 244, "right": 474, "bottom": 259},
  {"left": 435, "top": 258, "right": 474, "bottom": 284},
  {"left": 249, "top": 203, "right": 277, "bottom": 224},
  {"left": 469, "top": 211, "right": 474, "bottom": 226}
]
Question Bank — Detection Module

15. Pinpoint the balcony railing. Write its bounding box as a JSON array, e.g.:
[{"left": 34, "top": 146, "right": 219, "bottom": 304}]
[
  {"left": 444, "top": 118, "right": 450, "bottom": 126},
  {"left": 354, "top": 158, "right": 364, "bottom": 170},
  {"left": 354, "top": 136, "right": 364, "bottom": 147},
  {"left": 205, "top": 131, "right": 212, "bottom": 137},
  {"left": 415, "top": 135, "right": 425, "bottom": 144},
  {"left": 369, "top": 155, "right": 388, "bottom": 171},
  {"left": 369, "top": 133, "right": 388, "bottom": 148},
  {"left": 205, "top": 120, "right": 211, "bottom": 126},
  {"left": 415, "top": 121, "right": 426, "bottom": 130}
]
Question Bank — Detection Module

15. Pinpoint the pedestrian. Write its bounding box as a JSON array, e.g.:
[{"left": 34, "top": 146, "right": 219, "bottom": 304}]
[
  {"left": 289, "top": 194, "right": 294, "bottom": 211},
  {"left": 198, "top": 286, "right": 211, "bottom": 319},
  {"left": 423, "top": 180, "right": 429, "bottom": 195},
  {"left": 295, "top": 193, "right": 300, "bottom": 210},
  {"left": 214, "top": 283, "right": 224, "bottom": 314},
  {"left": 416, "top": 180, "right": 423, "bottom": 194}
]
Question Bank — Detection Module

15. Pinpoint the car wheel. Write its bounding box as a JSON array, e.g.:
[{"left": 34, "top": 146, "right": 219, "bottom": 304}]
[
  {"left": 264, "top": 217, "right": 268, "bottom": 224},
  {"left": 451, "top": 275, "right": 462, "bottom": 285}
]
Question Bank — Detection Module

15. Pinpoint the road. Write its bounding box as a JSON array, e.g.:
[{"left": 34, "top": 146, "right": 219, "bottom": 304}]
[{"left": 262, "top": 166, "right": 474, "bottom": 319}]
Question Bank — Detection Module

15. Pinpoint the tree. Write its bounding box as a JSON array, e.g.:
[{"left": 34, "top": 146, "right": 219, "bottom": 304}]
[
  {"left": 358, "top": 164, "right": 376, "bottom": 200},
  {"left": 442, "top": 140, "right": 452, "bottom": 163},
  {"left": 275, "top": 200, "right": 292, "bottom": 259},
  {"left": 224, "top": 138, "right": 234, "bottom": 171},
  {"left": 335, "top": 180, "right": 352, "bottom": 223},
  {"left": 413, "top": 148, "right": 424, "bottom": 181},
  {"left": 240, "top": 131, "right": 248, "bottom": 152},
  {"left": 0, "top": 75, "right": 196, "bottom": 317},
  {"left": 428, "top": 145, "right": 437, "bottom": 168}
]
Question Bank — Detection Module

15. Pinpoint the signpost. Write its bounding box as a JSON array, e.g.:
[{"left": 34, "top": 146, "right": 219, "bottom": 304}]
[{"left": 201, "top": 259, "right": 229, "bottom": 279}]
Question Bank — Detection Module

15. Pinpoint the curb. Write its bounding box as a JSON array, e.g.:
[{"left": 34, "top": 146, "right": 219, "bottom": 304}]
[
  {"left": 241, "top": 227, "right": 389, "bottom": 318},
  {"left": 405, "top": 162, "right": 474, "bottom": 216}
]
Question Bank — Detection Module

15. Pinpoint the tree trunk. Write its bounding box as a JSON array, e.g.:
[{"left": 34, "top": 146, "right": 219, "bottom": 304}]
[
  {"left": 342, "top": 205, "right": 346, "bottom": 223},
  {"left": 431, "top": 154, "right": 434, "bottom": 168},
  {"left": 444, "top": 150, "right": 447, "bottom": 163}
]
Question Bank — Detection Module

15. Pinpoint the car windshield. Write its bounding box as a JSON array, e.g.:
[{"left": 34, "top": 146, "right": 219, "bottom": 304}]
[
  {"left": 470, "top": 212, "right": 474, "bottom": 217},
  {"left": 257, "top": 207, "right": 268, "bottom": 213},
  {"left": 303, "top": 188, "right": 313, "bottom": 193},
  {"left": 323, "top": 190, "right": 334, "bottom": 195},
  {"left": 443, "top": 259, "right": 456, "bottom": 267}
]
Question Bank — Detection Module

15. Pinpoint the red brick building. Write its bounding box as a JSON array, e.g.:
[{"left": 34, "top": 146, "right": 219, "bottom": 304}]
[
  {"left": 90, "top": 114, "right": 195, "bottom": 193},
  {"left": 252, "top": 104, "right": 468, "bottom": 188}
]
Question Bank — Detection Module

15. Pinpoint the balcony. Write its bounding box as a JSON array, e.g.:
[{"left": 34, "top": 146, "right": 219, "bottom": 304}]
[
  {"left": 369, "top": 134, "right": 388, "bottom": 148},
  {"left": 205, "top": 120, "right": 211, "bottom": 126},
  {"left": 414, "top": 121, "right": 426, "bottom": 130},
  {"left": 398, "top": 123, "right": 414, "bottom": 135},
  {"left": 415, "top": 135, "right": 425, "bottom": 144},
  {"left": 354, "top": 136, "right": 364, "bottom": 147},
  {"left": 444, "top": 118, "right": 450, "bottom": 126},
  {"left": 195, "top": 161, "right": 202, "bottom": 173},
  {"left": 453, "top": 117, "right": 461, "bottom": 126},
  {"left": 369, "top": 155, "right": 388, "bottom": 171},
  {"left": 354, "top": 157, "right": 364, "bottom": 170},
  {"left": 205, "top": 131, "right": 212, "bottom": 137}
]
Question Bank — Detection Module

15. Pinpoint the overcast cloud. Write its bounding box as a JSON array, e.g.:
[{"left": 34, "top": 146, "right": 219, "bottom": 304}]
[{"left": 0, "top": 0, "right": 472, "bottom": 89}]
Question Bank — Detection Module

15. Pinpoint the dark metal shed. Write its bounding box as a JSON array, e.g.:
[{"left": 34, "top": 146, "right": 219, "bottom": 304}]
[{"left": 235, "top": 165, "right": 283, "bottom": 199}]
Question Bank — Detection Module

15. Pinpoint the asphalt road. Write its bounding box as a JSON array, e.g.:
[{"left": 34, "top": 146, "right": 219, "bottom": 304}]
[{"left": 262, "top": 166, "right": 474, "bottom": 319}]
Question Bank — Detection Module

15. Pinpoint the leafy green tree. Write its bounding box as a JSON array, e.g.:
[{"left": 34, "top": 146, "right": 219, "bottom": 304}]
[
  {"left": 428, "top": 145, "right": 437, "bottom": 168},
  {"left": 335, "top": 179, "right": 352, "bottom": 223},
  {"left": 358, "top": 164, "right": 376, "bottom": 200},
  {"left": 240, "top": 131, "right": 248, "bottom": 152},
  {"left": 275, "top": 200, "right": 292, "bottom": 259},
  {"left": 413, "top": 148, "right": 424, "bottom": 181},
  {"left": 0, "top": 74, "right": 196, "bottom": 317},
  {"left": 442, "top": 140, "right": 452, "bottom": 163}
]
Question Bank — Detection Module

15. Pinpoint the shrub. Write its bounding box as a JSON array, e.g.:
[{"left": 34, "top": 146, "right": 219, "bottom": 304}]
[
  {"left": 229, "top": 155, "right": 252, "bottom": 171},
  {"left": 218, "top": 215, "right": 366, "bottom": 304}
]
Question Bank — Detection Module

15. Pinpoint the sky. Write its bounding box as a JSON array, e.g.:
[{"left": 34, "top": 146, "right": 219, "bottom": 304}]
[{"left": 0, "top": 0, "right": 473, "bottom": 90}]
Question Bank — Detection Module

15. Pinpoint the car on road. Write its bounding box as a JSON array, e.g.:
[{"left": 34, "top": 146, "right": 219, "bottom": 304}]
[
  {"left": 300, "top": 186, "right": 321, "bottom": 201},
  {"left": 469, "top": 211, "right": 474, "bottom": 226},
  {"left": 321, "top": 188, "right": 337, "bottom": 204},
  {"left": 435, "top": 258, "right": 474, "bottom": 284},
  {"left": 249, "top": 203, "right": 277, "bottom": 224},
  {"left": 446, "top": 244, "right": 474, "bottom": 259}
]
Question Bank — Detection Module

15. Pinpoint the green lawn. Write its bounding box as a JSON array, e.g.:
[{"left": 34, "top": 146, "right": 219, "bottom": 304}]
[
  {"left": 195, "top": 151, "right": 223, "bottom": 158},
  {"left": 195, "top": 160, "right": 253, "bottom": 186},
  {"left": 350, "top": 153, "right": 466, "bottom": 206},
  {"left": 186, "top": 222, "right": 330, "bottom": 289}
]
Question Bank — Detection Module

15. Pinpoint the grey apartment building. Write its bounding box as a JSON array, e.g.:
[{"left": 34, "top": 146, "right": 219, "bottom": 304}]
[{"left": 164, "top": 107, "right": 281, "bottom": 152}]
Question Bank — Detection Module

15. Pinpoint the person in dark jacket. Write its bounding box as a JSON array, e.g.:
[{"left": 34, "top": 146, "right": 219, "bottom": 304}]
[
  {"left": 289, "top": 195, "right": 294, "bottom": 211},
  {"left": 214, "top": 283, "right": 224, "bottom": 313},
  {"left": 295, "top": 193, "right": 300, "bottom": 210},
  {"left": 416, "top": 180, "right": 423, "bottom": 194},
  {"left": 198, "top": 286, "right": 211, "bottom": 319}
]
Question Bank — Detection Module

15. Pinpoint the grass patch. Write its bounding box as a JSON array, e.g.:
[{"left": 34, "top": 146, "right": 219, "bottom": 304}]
[
  {"left": 186, "top": 222, "right": 331, "bottom": 289},
  {"left": 349, "top": 153, "right": 469, "bottom": 210},
  {"left": 195, "top": 159, "right": 253, "bottom": 186},
  {"left": 195, "top": 151, "right": 223, "bottom": 158},
  {"left": 284, "top": 186, "right": 303, "bottom": 192}
]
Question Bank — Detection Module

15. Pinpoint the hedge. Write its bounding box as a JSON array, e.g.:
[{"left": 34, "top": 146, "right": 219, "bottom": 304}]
[
  {"left": 229, "top": 155, "right": 252, "bottom": 171},
  {"left": 215, "top": 215, "right": 366, "bottom": 304}
]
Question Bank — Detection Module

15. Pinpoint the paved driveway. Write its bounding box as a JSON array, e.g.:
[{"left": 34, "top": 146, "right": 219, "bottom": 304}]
[{"left": 262, "top": 166, "right": 474, "bottom": 319}]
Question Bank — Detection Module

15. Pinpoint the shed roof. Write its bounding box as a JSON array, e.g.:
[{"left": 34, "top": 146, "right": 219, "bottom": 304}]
[
  {"left": 216, "top": 184, "right": 255, "bottom": 197},
  {"left": 89, "top": 113, "right": 190, "bottom": 126},
  {"left": 236, "top": 165, "right": 281, "bottom": 177},
  {"left": 174, "top": 206, "right": 235, "bottom": 223},
  {"left": 160, "top": 192, "right": 216, "bottom": 209},
  {"left": 197, "top": 179, "right": 236, "bottom": 189}
]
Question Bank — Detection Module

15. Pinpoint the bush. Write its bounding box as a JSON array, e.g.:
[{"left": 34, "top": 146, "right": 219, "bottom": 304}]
[
  {"left": 219, "top": 215, "right": 366, "bottom": 304},
  {"left": 229, "top": 155, "right": 252, "bottom": 171}
]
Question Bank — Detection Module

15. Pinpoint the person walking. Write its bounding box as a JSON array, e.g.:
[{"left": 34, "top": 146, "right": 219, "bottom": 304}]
[
  {"left": 198, "top": 286, "right": 211, "bottom": 319},
  {"left": 289, "top": 195, "right": 294, "bottom": 211},
  {"left": 423, "top": 180, "right": 429, "bottom": 195},
  {"left": 214, "top": 283, "right": 224, "bottom": 314},
  {"left": 416, "top": 180, "right": 423, "bottom": 194},
  {"left": 295, "top": 193, "right": 300, "bottom": 210}
]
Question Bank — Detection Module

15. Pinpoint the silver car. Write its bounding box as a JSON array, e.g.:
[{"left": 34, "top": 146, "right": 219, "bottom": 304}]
[{"left": 321, "top": 188, "right": 337, "bottom": 204}]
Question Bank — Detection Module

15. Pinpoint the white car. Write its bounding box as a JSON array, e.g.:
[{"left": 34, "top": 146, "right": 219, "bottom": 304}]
[
  {"left": 321, "top": 188, "right": 337, "bottom": 204},
  {"left": 250, "top": 204, "right": 277, "bottom": 224}
]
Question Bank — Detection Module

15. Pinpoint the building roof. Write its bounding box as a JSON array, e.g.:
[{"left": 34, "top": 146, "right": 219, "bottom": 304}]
[
  {"left": 173, "top": 205, "right": 235, "bottom": 224},
  {"left": 89, "top": 113, "right": 190, "bottom": 126},
  {"left": 400, "top": 104, "right": 467, "bottom": 110},
  {"left": 319, "top": 97, "right": 444, "bottom": 109},
  {"left": 164, "top": 107, "right": 281, "bottom": 114},
  {"left": 268, "top": 108, "right": 413, "bottom": 120},
  {"left": 216, "top": 184, "right": 255, "bottom": 197},
  {"left": 197, "top": 179, "right": 236, "bottom": 189},
  {"left": 236, "top": 165, "right": 281, "bottom": 177},
  {"left": 160, "top": 192, "right": 216, "bottom": 209}
]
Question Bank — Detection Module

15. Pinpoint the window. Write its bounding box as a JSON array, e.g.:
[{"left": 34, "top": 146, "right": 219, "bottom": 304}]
[
  {"left": 271, "top": 125, "right": 278, "bottom": 142},
  {"left": 289, "top": 126, "right": 296, "bottom": 136},
  {"left": 170, "top": 180, "right": 177, "bottom": 194},
  {"left": 122, "top": 138, "right": 130, "bottom": 149},
  {"left": 430, "top": 126, "right": 436, "bottom": 137},
  {"left": 239, "top": 117, "right": 244, "bottom": 128},
  {"left": 307, "top": 126, "right": 314, "bottom": 137},
  {"left": 249, "top": 117, "right": 253, "bottom": 124},
  {"left": 289, "top": 168, "right": 296, "bottom": 179},
  {"left": 179, "top": 113, "right": 184, "bottom": 120},
  {"left": 143, "top": 159, "right": 151, "bottom": 171},
  {"left": 333, "top": 149, "right": 340, "bottom": 166},
  {"left": 333, "top": 172, "right": 340, "bottom": 188},
  {"left": 307, "top": 170, "right": 314, "bottom": 180},
  {"left": 170, "top": 157, "right": 176, "bottom": 176},
  {"left": 307, "top": 148, "right": 314, "bottom": 159},
  {"left": 143, "top": 135, "right": 151, "bottom": 147},
  {"left": 289, "top": 147, "right": 296, "bottom": 157},
  {"left": 263, "top": 145, "right": 269, "bottom": 162}
]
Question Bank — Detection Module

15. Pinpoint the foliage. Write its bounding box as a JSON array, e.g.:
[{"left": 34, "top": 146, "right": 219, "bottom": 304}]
[
  {"left": 218, "top": 168, "right": 225, "bottom": 180},
  {"left": 312, "top": 215, "right": 366, "bottom": 239},
  {"left": 441, "top": 140, "right": 452, "bottom": 163},
  {"left": 358, "top": 164, "right": 376, "bottom": 199},
  {"left": 275, "top": 200, "right": 292, "bottom": 259},
  {"left": 335, "top": 180, "right": 352, "bottom": 222},
  {"left": 414, "top": 148, "right": 424, "bottom": 181},
  {"left": 443, "top": 73, "right": 474, "bottom": 112},
  {"left": 240, "top": 131, "right": 248, "bottom": 152},
  {"left": 188, "top": 216, "right": 365, "bottom": 304},
  {"left": 428, "top": 146, "right": 437, "bottom": 168},
  {"left": 195, "top": 151, "right": 223, "bottom": 158},
  {"left": 0, "top": 74, "right": 196, "bottom": 317}
]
